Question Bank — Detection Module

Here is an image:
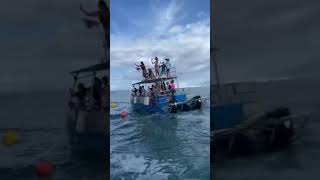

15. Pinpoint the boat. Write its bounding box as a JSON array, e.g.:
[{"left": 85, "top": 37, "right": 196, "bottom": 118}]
[
  {"left": 131, "top": 61, "right": 203, "bottom": 114},
  {"left": 65, "top": 0, "right": 110, "bottom": 155},
  {"left": 211, "top": 0, "right": 309, "bottom": 158},
  {"left": 65, "top": 62, "right": 108, "bottom": 155}
]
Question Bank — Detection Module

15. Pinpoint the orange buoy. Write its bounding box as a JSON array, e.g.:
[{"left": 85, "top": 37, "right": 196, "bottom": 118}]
[
  {"left": 120, "top": 111, "right": 128, "bottom": 118},
  {"left": 35, "top": 161, "right": 54, "bottom": 177}
]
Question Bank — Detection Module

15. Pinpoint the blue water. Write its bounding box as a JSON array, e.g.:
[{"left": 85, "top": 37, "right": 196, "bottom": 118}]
[
  {"left": 0, "top": 91, "right": 106, "bottom": 179},
  {"left": 110, "top": 87, "right": 210, "bottom": 179}
]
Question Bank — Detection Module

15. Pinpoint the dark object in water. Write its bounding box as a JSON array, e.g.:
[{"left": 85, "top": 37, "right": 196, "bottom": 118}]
[
  {"left": 170, "top": 104, "right": 178, "bottom": 113},
  {"left": 270, "top": 121, "right": 294, "bottom": 149},
  {"left": 189, "top": 96, "right": 202, "bottom": 110},
  {"left": 264, "top": 107, "right": 290, "bottom": 119},
  {"left": 169, "top": 96, "right": 202, "bottom": 113}
]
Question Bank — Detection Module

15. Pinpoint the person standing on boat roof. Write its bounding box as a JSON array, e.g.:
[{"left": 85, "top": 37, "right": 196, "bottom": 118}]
[
  {"left": 151, "top": 57, "right": 160, "bottom": 77},
  {"left": 160, "top": 62, "right": 167, "bottom": 77},
  {"left": 80, "top": 0, "right": 110, "bottom": 48},
  {"left": 164, "top": 59, "right": 171, "bottom": 77},
  {"left": 148, "top": 68, "right": 155, "bottom": 80},
  {"left": 135, "top": 62, "right": 148, "bottom": 79}
]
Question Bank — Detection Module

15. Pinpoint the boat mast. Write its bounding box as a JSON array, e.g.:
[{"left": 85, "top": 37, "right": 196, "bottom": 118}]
[{"left": 212, "top": 0, "right": 222, "bottom": 102}]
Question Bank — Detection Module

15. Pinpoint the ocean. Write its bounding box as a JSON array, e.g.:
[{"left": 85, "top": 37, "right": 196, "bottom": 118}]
[
  {"left": 110, "top": 87, "right": 210, "bottom": 179},
  {"left": 0, "top": 91, "right": 106, "bottom": 179},
  {"left": 1, "top": 78, "right": 319, "bottom": 179}
]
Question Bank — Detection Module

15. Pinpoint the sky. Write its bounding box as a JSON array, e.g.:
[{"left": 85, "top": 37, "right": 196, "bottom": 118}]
[
  {"left": 0, "top": 0, "right": 109, "bottom": 92},
  {"left": 1, "top": 0, "right": 320, "bottom": 92},
  {"left": 110, "top": 0, "right": 210, "bottom": 90},
  {"left": 212, "top": 0, "right": 320, "bottom": 83}
]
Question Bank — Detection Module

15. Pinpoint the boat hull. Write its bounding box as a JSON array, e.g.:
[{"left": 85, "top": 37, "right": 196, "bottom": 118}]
[
  {"left": 131, "top": 103, "right": 168, "bottom": 113},
  {"left": 66, "top": 108, "right": 106, "bottom": 155}
]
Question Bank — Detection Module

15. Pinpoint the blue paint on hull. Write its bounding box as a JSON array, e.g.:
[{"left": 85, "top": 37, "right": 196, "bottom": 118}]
[
  {"left": 131, "top": 93, "right": 187, "bottom": 114},
  {"left": 211, "top": 103, "right": 245, "bottom": 130},
  {"left": 132, "top": 103, "right": 168, "bottom": 113}
]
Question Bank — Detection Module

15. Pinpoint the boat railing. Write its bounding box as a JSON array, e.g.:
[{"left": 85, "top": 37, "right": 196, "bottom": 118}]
[
  {"left": 212, "top": 82, "right": 258, "bottom": 105},
  {"left": 68, "top": 88, "right": 108, "bottom": 111},
  {"left": 169, "top": 67, "right": 177, "bottom": 77}
]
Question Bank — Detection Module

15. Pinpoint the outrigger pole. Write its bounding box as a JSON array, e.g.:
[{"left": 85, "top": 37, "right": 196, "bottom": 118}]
[{"left": 212, "top": 0, "right": 222, "bottom": 102}]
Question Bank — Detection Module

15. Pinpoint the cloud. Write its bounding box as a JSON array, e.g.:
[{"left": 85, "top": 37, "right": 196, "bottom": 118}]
[
  {"left": 110, "top": 15, "right": 210, "bottom": 90},
  {"left": 212, "top": 0, "right": 320, "bottom": 83},
  {"left": 0, "top": 0, "right": 107, "bottom": 91}
]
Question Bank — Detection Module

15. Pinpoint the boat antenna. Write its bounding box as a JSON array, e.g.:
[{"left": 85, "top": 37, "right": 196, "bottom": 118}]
[{"left": 212, "top": 0, "right": 222, "bottom": 102}]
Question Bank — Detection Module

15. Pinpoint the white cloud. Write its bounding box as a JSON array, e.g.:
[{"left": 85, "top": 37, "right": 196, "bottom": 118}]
[{"left": 110, "top": 0, "right": 210, "bottom": 90}]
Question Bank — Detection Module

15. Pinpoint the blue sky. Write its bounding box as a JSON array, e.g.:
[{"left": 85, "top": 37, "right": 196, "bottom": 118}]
[{"left": 110, "top": 0, "right": 210, "bottom": 90}]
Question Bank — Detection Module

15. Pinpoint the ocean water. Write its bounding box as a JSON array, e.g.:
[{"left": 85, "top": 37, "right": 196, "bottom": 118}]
[
  {"left": 213, "top": 78, "right": 320, "bottom": 180},
  {"left": 110, "top": 87, "right": 210, "bottom": 179},
  {"left": 0, "top": 91, "right": 106, "bottom": 179},
  {"left": 2, "top": 79, "right": 318, "bottom": 179}
]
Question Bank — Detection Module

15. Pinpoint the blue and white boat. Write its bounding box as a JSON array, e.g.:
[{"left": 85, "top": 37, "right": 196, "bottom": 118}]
[
  {"left": 65, "top": 62, "right": 108, "bottom": 155},
  {"left": 211, "top": 0, "right": 309, "bottom": 157},
  {"left": 131, "top": 63, "right": 203, "bottom": 114}
]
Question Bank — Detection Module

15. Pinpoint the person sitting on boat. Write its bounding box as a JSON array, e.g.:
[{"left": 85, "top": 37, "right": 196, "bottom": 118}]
[
  {"left": 92, "top": 77, "right": 102, "bottom": 109},
  {"left": 162, "top": 81, "right": 167, "bottom": 92},
  {"left": 80, "top": 0, "right": 109, "bottom": 48},
  {"left": 148, "top": 68, "right": 155, "bottom": 80},
  {"left": 135, "top": 62, "right": 148, "bottom": 79},
  {"left": 149, "top": 85, "right": 156, "bottom": 105},
  {"left": 158, "top": 85, "right": 164, "bottom": 94},
  {"left": 151, "top": 57, "right": 160, "bottom": 77},
  {"left": 141, "top": 86, "right": 147, "bottom": 96},
  {"left": 138, "top": 86, "right": 142, "bottom": 96},
  {"left": 166, "top": 81, "right": 171, "bottom": 93},
  {"left": 71, "top": 83, "right": 87, "bottom": 109},
  {"left": 170, "top": 80, "right": 176, "bottom": 94},
  {"left": 164, "top": 59, "right": 171, "bottom": 77},
  {"left": 132, "top": 87, "right": 138, "bottom": 96}
]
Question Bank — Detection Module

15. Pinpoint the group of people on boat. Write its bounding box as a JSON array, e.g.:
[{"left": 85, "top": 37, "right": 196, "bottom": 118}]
[
  {"left": 135, "top": 57, "right": 172, "bottom": 80},
  {"left": 69, "top": 76, "right": 109, "bottom": 110},
  {"left": 132, "top": 80, "right": 176, "bottom": 96},
  {"left": 131, "top": 79, "right": 177, "bottom": 105}
]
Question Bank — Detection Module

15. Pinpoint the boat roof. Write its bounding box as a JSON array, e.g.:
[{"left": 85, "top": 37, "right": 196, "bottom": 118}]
[
  {"left": 132, "top": 76, "right": 177, "bottom": 85},
  {"left": 70, "top": 62, "right": 107, "bottom": 76}
]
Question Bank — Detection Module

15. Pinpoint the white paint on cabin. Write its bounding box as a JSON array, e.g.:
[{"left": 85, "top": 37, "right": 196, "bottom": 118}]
[{"left": 144, "top": 97, "right": 149, "bottom": 105}]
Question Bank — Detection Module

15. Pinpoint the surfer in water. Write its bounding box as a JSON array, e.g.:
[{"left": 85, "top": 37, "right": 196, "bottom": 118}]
[{"left": 80, "top": 0, "right": 110, "bottom": 48}]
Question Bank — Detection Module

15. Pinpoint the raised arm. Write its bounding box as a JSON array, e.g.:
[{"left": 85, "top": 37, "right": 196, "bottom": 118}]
[{"left": 80, "top": 4, "right": 99, "bottom": 17}]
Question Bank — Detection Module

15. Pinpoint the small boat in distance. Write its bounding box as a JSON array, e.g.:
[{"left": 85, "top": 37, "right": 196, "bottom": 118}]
[{"left": 131, "top": 59, "right": 203, "bottom": 114}]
